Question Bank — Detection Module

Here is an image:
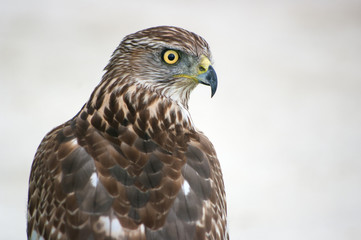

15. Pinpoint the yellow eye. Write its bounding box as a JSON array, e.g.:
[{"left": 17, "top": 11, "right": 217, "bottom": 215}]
[{"left": 163, "top": 50, "right": 179, "bottom": 64}]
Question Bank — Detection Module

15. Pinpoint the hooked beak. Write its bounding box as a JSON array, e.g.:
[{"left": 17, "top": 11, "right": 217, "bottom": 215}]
[
  {"left": 195, "top": 55, "right": 218, "bottom": 97},
  {"left": 196, "top": 65, "right": 218, "bottom": 97},
  {"left": 173, "top": 55, "right": 218, "bottom": 97}
]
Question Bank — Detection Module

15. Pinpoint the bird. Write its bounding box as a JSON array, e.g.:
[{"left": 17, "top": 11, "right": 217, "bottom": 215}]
[{"left": 27, "top": 26, "right": 228, "bottom": 240}]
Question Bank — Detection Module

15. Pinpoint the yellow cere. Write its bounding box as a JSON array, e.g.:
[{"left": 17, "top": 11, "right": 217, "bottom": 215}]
[
  {"left": 173, "top": 55, "right": 212, "bottom": 83},
  {"left": 163, "top": 50, "right": 179, "bottom": 64},
  {"left": 198, "top": 55, "right": 211, "bottom": 74}
]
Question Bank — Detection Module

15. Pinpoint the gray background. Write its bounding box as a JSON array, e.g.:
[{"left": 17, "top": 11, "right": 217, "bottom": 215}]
[{"left": 1, "top": 0, "right": 361, "bottom": 239}]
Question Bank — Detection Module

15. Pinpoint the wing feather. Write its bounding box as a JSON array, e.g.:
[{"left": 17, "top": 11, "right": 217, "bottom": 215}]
[{"left": 28, "top": 26, "right": 228, "bottom": 240}]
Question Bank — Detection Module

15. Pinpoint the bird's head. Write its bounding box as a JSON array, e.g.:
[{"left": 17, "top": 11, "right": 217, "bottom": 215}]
[{"left": 105, "top": 26, "right": 217, "bottom": 108}]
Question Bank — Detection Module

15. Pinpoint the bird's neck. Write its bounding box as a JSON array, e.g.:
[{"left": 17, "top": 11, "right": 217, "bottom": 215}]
[{"left": 83, "top": 78, "right": 195, "bottom": 138}]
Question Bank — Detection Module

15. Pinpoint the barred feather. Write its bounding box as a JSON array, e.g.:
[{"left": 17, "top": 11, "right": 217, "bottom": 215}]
[{"left": 27, "top": 26, "right": 228, "bottom": 240}]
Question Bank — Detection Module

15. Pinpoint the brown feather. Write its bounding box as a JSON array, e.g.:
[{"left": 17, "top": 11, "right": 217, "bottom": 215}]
[{"left": 27, "top": 26, "right": 228, "bottom": 240}]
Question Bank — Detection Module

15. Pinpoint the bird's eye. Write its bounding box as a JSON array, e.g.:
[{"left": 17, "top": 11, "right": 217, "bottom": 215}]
[{"left": 163, "top": 50, "right": 179, "bottom": 65}]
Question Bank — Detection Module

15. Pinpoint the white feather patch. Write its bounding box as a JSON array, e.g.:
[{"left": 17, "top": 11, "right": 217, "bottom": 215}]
[
  {"left": 98, "top": 216, "right": 125, "bottom": 238},
  {"left": 70, "top": 138, "right": 78, "bottom": 146},
  {"left": 182, "top": 180, "right": 191, "bottom": 196},
  {"left": 90, "top": 172, "right": 99, "bottom": 187}
]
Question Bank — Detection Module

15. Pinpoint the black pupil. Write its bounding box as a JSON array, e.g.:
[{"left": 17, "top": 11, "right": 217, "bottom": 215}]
[{"left": 168, "top": 53, "right": 175, "bottom": 61}]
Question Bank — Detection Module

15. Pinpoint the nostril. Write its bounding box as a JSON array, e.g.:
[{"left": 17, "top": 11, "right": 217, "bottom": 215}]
[{"left": 199, "top": 66, "right": 206, "bottom": 72}]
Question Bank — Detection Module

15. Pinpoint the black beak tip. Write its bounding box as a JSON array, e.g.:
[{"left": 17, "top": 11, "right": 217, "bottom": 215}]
[
  {"left": 211, "top": 84, "right": 217, "bottom": 98},
  {"left": 197, "top": 65, "right": 218, "bottom": 98},
  {"left": 208, "top": 66, "right": 218, "bottom": 98}
]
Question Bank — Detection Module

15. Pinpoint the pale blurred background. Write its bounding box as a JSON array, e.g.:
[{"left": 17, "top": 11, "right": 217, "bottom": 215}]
[{"left": 1, "top": 0, "right": 361, "bottom": 239}]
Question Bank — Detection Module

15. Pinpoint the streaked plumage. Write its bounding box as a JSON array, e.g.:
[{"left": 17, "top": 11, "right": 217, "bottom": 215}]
[{"left": 27, "top": 26, "right": 228, "bottom": 240}]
